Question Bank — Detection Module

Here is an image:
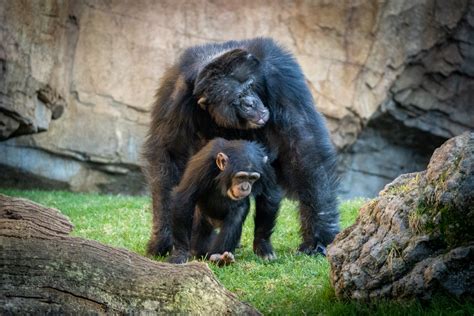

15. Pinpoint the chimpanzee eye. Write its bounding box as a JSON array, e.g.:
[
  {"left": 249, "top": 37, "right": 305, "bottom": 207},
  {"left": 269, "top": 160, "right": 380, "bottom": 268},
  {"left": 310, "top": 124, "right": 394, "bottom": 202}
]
[
  {"left": 249, "top": 173, "right": 260, "bottom": 181},
  {"left": 235, "top": 175, "right": 247, "bottom": 181}
]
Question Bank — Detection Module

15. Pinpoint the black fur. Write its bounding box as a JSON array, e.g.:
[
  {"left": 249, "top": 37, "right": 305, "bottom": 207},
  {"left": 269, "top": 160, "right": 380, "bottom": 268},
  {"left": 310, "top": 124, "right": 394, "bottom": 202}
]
[
  {"left": 168, "top": 138, "right": 277, "bottom": 264},
  {"left": 143, "top": 37, "right": 339, "bottom": 258}
]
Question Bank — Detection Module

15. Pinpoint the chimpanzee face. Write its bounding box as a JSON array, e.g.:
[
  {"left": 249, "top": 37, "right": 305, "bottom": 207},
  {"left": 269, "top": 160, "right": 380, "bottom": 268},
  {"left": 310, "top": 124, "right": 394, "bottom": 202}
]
[
  {"left": 216, "top": 152, "right": 266, "bottom": 200},
  {"left": 194, "top": 49, "right": 270, "bottom": 129}
]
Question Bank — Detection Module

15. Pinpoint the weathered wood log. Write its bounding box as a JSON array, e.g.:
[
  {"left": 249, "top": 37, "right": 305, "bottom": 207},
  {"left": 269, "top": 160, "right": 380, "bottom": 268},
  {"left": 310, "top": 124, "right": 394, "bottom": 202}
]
[{"left": 0, "top": 194, "right": 259, "bottom": 315}]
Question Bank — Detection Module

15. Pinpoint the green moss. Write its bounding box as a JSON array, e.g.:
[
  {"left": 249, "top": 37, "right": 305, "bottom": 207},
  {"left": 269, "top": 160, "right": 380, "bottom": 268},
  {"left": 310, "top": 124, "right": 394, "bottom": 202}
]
[
  {"left": 415, "top": 199, "right": 473, "bottom": 248},
  {"left": 438, "top": 205, "right": 473, "bottom": 247},
  {"left": 386, "top": 242, "right": 405, "bottom": 277},
  {"left": 385, "top": 175, "right": 419, "bottom": 196},
  {"left": 438, "top": 169, "right": 450, "bottom": 186},
  {"left": 386, "top": 184, "right": 411, "bottom": 195},
  {"left": 408, "top": 208, "right": 424, "bottom": 235}
]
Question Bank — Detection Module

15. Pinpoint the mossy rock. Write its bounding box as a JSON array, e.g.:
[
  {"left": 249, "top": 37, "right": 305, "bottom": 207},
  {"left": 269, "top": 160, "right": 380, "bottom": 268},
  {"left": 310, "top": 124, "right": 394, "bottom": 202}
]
[{"left": 328, "top": 132, "right": 474, "bottom": 300}]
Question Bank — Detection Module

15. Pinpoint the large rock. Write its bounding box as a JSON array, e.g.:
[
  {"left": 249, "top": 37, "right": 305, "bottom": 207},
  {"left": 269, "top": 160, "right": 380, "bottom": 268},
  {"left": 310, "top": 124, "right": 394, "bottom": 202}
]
[
  {"left": 0, "top": 0, "right": 473, "bottom": 194},
  {"left": 328, "top": 132, "right": 474, "bottom": 300}
]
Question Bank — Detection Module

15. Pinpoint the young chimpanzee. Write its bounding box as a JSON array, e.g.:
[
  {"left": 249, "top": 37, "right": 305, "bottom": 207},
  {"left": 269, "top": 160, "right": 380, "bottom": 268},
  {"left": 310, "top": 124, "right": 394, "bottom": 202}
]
[{"left": 168, "top": 138, "right": 277, "bottom": 265}]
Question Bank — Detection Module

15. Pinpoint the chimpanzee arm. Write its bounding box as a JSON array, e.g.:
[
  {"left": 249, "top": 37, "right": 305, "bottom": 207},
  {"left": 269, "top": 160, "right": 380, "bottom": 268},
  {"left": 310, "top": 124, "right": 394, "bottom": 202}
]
[
  {"left": 279, "top": 117, "right": 340, "bottom": 254},
  {"left": 208, "top": 200, "right": 250, "bottom": 255},
  {"left": 258, "top": 39, "right": 340, "bottom": 254},
  {"left": 144, "top": 63, "right": 202, "bottom": 257},
  {"left": 168, "top": 192, "right": 198, "bottom": 264},
  {"left": 168, "top": 151, "right": 215, "bottom": 264}
]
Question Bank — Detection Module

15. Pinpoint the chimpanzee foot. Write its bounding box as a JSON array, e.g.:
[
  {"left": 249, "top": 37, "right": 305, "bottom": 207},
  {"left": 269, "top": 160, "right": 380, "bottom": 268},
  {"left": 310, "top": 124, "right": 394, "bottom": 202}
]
[
  {"left": 298, "top": 242, "right": 327, "bottom": 257},
  {"left": 209, "top": 252, "right": 235, "bottom": 267}
]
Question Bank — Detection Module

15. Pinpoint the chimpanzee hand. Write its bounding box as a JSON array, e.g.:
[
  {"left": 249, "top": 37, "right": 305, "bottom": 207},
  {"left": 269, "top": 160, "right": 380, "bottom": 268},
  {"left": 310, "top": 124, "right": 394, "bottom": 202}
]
[
  {"left": 167, "top": 251, "right": 190, "bottom": 264},
  {"left": 209, "top": 252, "right": 235, "bottom": 267},
  {"left": 253, "top": 239, "right": 277, "bottom": 261}
]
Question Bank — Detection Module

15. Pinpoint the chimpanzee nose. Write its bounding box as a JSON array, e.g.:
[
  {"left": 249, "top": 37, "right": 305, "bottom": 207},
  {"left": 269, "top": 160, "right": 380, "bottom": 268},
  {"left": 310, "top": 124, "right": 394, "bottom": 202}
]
[
  {"left": 241, "top": 183, "right": 250, "bottom": 191},
  {"left": 242, "top": 97, "right": 254, "bottom": 107}
]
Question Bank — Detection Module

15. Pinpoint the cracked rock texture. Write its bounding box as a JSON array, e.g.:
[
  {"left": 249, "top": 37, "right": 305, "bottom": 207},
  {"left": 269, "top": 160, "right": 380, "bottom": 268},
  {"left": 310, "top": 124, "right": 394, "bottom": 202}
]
[
  {"left": 339, "top": 0, "right": 474, "bottom": 198},
  {"left": 0, "top": 0, "right": 473, "bottom": 194},
  {"left": 328, "top": 132, "right": 474, "bottom": 300}
]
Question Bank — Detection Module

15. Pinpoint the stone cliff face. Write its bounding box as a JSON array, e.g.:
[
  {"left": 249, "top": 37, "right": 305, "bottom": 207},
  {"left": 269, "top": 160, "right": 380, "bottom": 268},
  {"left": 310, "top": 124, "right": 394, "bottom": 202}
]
[
  {"left": 340, "top": 0, "right": 474, "bottom": 197},
  {"left": 1, "top": 0, "right": 473, "bottom": 196}
]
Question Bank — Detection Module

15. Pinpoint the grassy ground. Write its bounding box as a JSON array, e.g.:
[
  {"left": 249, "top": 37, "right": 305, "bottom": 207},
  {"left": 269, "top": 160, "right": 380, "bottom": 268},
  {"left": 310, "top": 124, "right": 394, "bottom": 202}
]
[{"left": 2, "top": 188, "right": 473, "bottom": 315}]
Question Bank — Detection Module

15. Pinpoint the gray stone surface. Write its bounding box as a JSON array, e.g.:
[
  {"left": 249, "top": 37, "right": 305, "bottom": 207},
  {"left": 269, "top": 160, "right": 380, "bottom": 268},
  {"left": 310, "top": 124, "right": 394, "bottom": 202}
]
[
  {"left": 0, "top": 1, "right": 69, "bottom": 140},
  {"left": 339, "top": 0, "right": 474, "bottom": 198},
  {"left": 0, "top": 0, "right": 473, "bottom": 194},
  {"left": 338, "top": 127, "right": 441, "bottom": 199},
  {"left": 328, "top": 132, "right": 474, "bottom": 300}
]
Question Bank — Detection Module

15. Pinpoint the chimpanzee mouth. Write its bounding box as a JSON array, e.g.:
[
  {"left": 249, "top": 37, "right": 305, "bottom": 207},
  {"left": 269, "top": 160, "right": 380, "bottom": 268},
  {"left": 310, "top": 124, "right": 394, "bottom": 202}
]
[
  {"left": 247, "top": 111, "right": 269, "bottom": 128},
  {"left": 227, "top": 189, "right": 246, "bottom": 200},
  {"left": 247, "top": 119, "right": 266, "bottom": 129}
]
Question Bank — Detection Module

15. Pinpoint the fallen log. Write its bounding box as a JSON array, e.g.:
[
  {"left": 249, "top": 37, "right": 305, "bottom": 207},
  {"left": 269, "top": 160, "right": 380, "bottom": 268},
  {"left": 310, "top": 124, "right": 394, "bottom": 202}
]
[{"left": 0, "top": 194, "right": 259, "bottom": 315}]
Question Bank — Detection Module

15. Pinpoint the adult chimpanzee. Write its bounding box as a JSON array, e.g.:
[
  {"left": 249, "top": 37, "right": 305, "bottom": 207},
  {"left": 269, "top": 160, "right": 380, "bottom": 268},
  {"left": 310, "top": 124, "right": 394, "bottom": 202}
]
[
  {"left": 143, "top": 37, "right": 339, "bottom": 260},
  {"left": 168, "top": 138, "right": 276, "bottom": 265}
]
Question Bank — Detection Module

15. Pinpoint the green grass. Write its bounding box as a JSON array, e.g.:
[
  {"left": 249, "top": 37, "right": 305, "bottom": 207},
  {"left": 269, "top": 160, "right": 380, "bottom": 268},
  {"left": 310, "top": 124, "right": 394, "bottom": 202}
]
[{"left": 2, "top": 188, "right": 473, "bottom": 315}]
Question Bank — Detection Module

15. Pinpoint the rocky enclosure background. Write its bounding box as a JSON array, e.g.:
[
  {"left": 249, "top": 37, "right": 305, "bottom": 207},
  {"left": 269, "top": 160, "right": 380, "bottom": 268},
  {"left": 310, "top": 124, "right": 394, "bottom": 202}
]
[{"left": 1, "top": 0, "right": 473, "bottom": 197}]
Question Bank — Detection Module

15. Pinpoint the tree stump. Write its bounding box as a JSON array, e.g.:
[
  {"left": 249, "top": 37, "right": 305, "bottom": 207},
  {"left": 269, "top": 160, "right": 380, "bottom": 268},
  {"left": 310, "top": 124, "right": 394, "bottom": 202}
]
[{"left": 0, "top": 194, "right": 259, "bottom": 315}]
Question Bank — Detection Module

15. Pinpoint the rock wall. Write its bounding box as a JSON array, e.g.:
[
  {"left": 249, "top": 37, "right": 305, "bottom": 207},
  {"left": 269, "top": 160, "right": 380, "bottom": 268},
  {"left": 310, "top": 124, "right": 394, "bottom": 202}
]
[
  {"left": 340, "top": 0, "right": 474, "bottom": 198},
  {"left": 0, "top": 0, "right": 473, "bottom": 196}
]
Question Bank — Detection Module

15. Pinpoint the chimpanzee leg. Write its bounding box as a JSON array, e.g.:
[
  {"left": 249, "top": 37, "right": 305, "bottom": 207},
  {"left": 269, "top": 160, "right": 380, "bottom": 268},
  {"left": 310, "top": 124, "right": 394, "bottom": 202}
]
[
  {"left": 298, "top": 164, "right": 339, "bottom": 255},
  {"left": 253, "top": 188, "right": 282, "bottom": 260},
  {"left": 209, "top": 201, "right": 249, "bottom": 254},
  {"left": 191, "top": 208, "right": 217, "bottom": 258}
]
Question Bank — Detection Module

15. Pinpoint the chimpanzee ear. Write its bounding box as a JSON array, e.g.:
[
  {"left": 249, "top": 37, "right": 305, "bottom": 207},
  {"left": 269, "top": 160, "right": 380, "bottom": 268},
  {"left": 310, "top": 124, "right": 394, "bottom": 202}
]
[
  {"left": 263, "top": 155, "right": 268, "bottom": 164},
  {"left": 216, "top": 152, "right": 228, "bottom": 171},
  {"left": 198, "top": 97, "right": 207, "bottom": 110}
]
